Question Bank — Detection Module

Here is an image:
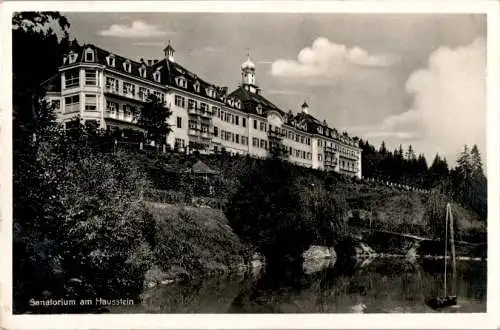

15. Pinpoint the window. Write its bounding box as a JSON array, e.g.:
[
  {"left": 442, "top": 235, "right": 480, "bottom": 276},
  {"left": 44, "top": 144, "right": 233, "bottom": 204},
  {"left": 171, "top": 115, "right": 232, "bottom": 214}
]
[
  {"left": 123, "top": 104, "right": 135, "bottom": 119},
  {"left": 175, "top": 76, "right": 187, "bottom": 88},
  {"left": 289, "top": 147, "right": 292, "bottom": 155},
  {"left": 85, "top": 94, "right": 97, "bottom": 111},
  {"left": 176, "top": 117, "right": 182, "bottom": 128},
  {"left": 51, "top": 100, "right": 60, "bottom": 110},
  {"left": 105, "top": 77, "right": 118, "bottom": 92},
  {"left": 235, "top": 116, "right": 239, "bottom": 126},
  {"left": 123, "top": 82, "right": 135, "bottom": 97},
  {"left": 139, "top": 66, "right": 147, "bottom": 78},
  {"left": 242, "top": 118, "right": 247, "bottom": 127},
  {"left": 106, "top": 101, "right": 118, "bottom": 113},
  {"left": 193, "top": 82, "right": 200, "bottom": 93},
  {"left": 85, "top": 49, "right": 94, "bottom": 62},
  {"left": 175, "top": 138, "right": 185, "bottom": 149},
  {"left": 153, "top": 91, "right": 164, "bottom": 104},
  {"left": 212, "top": 106, "right": 219, "bottom": 117},
  {"left": 235, "top": 134, "right": 240, "bottom": 144},
  {"left": 139, "top": 87, "right": 149, "bottom": 100},
  {"left": 259, "top": 122, "right": 265, "bottom": 131},
  {"left": 153, "top": 70, "right": 161, "bottom": 83},
  {"left": 106, "top": 55, "right": 115, "bottom": 67},
  {"left": 254, "top": 119, "right": 258, "bottom": 129},
  {"left": 68, "top": 52, "right": 77, "bottom": 64},
  {"left": 85, "top": 70, "right": 97, "bottom": 86},
  {"left": 253, "top": 138, "right": 259, "bottom": 147},
  {"left": 64, "top": 95, "right": 80, "bottom": 113},
  {"left": 213, "top": 126, "right": 218, "bottom": 137},
  {"left": 175, "top": 95, "right": 185, "bottom": 108},
  {"left": 200, "top": 103, "right": 208, "bottom": 114},
  {"left": 256, "top": 104, "right": 263, "bottom": 114},
  {"left": 188, "top": 99, "right": 196, "bottom": 110},
  {"left": 123, "top": 61, "right": 132, "bottom": 73},
  {"left": 65, "top": 69, "right": 79, "bottom": 88}
]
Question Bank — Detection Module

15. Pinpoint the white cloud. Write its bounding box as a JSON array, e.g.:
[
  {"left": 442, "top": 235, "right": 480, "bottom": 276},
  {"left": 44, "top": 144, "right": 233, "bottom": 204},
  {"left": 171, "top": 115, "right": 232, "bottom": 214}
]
[
  {"left": 375, "top": 37, "right": 486, "bottom": 164},
  {"left": 270, "top": 37, "right": 399, "bottom": 79},
  {"left": 97, "top": 21, "right": 171, "bottom": 38}
]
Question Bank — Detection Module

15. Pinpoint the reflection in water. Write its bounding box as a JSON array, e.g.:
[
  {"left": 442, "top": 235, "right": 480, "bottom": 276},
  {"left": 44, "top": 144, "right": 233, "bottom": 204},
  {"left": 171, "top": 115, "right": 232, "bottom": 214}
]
[{"left": 113, "top": 259, "right": 486, "bottom": 313}]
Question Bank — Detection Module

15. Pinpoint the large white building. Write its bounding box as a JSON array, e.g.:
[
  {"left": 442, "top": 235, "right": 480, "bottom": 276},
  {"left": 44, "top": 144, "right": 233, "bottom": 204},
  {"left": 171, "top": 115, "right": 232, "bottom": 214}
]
[{"left": 43, "top": 42, "right": 362, "bottom": 178}]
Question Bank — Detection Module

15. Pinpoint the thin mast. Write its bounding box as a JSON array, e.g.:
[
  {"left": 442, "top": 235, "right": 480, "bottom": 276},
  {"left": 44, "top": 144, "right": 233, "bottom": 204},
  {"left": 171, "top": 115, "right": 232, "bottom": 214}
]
[
  {"left": 449, "top": 203, "right": 457, "bottom": 296},
  {"left": 444, "top": 203, "right": 448, "bottom": 296}
]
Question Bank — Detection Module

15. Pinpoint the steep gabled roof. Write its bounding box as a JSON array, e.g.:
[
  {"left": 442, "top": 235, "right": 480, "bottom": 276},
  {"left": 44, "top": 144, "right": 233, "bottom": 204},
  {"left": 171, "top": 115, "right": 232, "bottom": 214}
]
[{"left": 228, "top": 85, "right": 285, "bottom": 116}]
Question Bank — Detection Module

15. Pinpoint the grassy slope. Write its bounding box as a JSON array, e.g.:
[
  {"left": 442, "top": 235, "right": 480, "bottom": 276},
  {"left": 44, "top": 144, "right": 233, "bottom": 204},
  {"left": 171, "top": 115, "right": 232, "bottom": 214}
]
[{"left": 145, "top": 203, "right": 252, "bottom": 284}]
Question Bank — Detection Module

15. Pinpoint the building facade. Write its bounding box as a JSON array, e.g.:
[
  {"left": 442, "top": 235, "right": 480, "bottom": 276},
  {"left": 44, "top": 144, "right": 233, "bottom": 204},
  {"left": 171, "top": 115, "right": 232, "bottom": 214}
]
[{"left": 43, "top": 42, "right": 362, "bottom": 178}]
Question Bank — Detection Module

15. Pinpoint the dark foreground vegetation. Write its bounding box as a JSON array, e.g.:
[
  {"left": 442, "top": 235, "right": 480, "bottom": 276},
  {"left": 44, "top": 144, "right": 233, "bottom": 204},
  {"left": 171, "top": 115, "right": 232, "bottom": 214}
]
[{"left": 13, "top": 12, "right": 487, "bottom": 313}]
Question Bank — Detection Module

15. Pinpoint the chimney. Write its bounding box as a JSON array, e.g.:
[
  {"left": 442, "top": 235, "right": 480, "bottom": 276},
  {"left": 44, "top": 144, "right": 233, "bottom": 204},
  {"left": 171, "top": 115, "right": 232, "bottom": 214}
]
[
  {"left": 147, "top": 59, "right": 153, "bottom": 66},
  {"left": 153, "top": 59, "right": 159, "bottom": 64}
]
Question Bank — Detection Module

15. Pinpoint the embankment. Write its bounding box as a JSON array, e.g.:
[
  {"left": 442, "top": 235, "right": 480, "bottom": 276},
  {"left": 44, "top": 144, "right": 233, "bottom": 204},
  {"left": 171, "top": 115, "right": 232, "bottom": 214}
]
[{"left": 143, "top": 203, "right": 259, "bottom": 288}]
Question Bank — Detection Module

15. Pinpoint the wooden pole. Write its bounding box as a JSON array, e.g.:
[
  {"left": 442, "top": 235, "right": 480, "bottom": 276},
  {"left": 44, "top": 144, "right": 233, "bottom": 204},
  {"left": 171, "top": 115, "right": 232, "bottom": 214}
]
[
  {"left": 444, "top": 203, "right": 448, "bottom": 296},
  {"left": 449, "top": 203, "right": 457, "bottom": 296}
]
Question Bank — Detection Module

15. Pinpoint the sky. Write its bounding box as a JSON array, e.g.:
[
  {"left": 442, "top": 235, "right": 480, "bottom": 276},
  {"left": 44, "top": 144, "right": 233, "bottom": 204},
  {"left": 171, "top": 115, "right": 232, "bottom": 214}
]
[{"left": 63, "top": 12, "right": 486, "bottom": 166}]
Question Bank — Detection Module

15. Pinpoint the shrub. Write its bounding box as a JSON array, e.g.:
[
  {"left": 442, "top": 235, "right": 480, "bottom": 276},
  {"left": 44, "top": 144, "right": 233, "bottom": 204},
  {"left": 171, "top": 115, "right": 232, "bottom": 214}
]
[{"left": 225, "top": 158, "right": 348, "bottom": 266}]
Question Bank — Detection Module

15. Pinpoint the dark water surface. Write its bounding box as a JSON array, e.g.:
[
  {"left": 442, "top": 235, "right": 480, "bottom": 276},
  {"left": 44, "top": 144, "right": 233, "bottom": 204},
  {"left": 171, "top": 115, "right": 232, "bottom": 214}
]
[{"left": 112, "top": 259, "right": 486, "bottom": 313}]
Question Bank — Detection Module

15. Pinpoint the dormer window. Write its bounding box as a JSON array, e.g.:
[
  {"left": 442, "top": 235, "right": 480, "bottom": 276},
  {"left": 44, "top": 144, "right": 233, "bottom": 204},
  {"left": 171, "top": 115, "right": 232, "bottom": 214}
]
[
  {"left": 206, "top": 87, "right": 216, "bottom": 98},
  {"left": 153, "top": 70, "right": 161, "bottom": 83},
  {"left": 193, "top": 81, "right": 200, "bottom": 93},
  {"left": 139, "top": 65, "right": 147, "bottom": 78},
  {"left": 106, "top": 55, "right": 116, "bottom": 67},
  {"left": 235, "top": 100, "right": 241, "bottom": 109},
  {"left": 123, "top": 60, "right": 132, "bottom": 73},
  {"left": 228, "top": 98, "right": 234, "bottom": 107},
  {"left": 68, "top": 51, "right": 78, "bottom": 64},
  {"left": 256, "top": 104, "right": 263, "bottom": 115},
  {"left": 175, "top": 76, "right": 187, "bottom": 88},
  {"left": 63, "top": 56, "right": 68, "bottom": 65},
  {"left": 85, "top": 48, "right": 95, "bottom": 62}
]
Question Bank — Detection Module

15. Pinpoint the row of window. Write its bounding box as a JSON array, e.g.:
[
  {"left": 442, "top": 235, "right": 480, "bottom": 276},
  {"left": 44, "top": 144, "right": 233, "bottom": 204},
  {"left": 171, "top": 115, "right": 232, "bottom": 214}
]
[
  {"left": 218, "top": 110, "right": 247, "bottom": 127},
  {"left": 252, "top": 119, "right": 311, "bottom": 146},
  {"left": 65, "top": 69, "right": 97, "bottom": 88},
  {"left": 105, "top": 101, "right": 136, "bottom": 118},
  {"left": 217, "top": 129, "right": 249, "bottom": 146},
  {"left": 64, "top": 94, "right": 97, "bottom": 112},
  {"left": 106, "top": 77, "right": 165, "bottom": 103}
]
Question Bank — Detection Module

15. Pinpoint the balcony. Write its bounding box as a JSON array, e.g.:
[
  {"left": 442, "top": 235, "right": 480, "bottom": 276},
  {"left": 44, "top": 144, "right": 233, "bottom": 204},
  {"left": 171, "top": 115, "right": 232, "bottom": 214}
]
[
  {"left": 105, "top": 86, "right": 166, "bottom": 106},
  {"left": 188, "top": 106, "right": 213, "bottom": 118}
]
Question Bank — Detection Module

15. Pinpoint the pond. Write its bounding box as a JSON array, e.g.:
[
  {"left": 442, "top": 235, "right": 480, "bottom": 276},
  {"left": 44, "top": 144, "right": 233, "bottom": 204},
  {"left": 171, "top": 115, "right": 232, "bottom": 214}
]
[{"left": 111, "top": 258, "right": 486, "bottom": 313}]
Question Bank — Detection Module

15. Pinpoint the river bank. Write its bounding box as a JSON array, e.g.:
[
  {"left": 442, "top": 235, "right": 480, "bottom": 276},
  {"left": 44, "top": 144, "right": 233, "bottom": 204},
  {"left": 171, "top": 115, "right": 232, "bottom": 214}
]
[{"left": 143, "top": 201, "right": 485, "bottom": 290}]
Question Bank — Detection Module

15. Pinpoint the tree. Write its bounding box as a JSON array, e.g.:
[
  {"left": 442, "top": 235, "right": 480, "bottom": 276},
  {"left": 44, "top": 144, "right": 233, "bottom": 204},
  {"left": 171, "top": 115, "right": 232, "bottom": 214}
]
[
  {"left": 379, "top": 141, "right": 388, "bottom": 155},
  {"left": 225, "top": 159, "right": 347, "bottom": 271},
  {"left": 456, "top": 144, "right": 473, "bottom": 179},
  {"left": 470, "top": 144, "right": 484, "bottom": 178},
  {"left": 134, "top": 94, "right": 172, "bottom": 147}
]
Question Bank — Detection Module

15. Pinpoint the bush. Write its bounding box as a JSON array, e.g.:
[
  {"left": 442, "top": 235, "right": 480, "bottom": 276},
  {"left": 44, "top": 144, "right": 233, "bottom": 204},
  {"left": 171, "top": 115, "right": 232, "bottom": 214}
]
[{"left": 225, "top": 158, "right": 348, "bottom": 266}]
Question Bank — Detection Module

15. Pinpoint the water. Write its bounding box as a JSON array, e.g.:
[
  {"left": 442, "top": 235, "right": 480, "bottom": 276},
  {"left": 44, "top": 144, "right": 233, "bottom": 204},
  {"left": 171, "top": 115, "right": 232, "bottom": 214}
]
[{"left": 112, "top": 259, "right": 486, "bottom": 313}]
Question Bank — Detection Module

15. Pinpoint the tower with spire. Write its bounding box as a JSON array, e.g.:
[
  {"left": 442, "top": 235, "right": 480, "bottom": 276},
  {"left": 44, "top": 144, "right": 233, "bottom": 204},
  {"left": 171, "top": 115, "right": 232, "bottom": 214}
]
[
  {"left": 164, "top": 40, "right": 175, "bottom": 62},
  {"left": 241, "top": 51, "right": 258, "bottom": 93}
]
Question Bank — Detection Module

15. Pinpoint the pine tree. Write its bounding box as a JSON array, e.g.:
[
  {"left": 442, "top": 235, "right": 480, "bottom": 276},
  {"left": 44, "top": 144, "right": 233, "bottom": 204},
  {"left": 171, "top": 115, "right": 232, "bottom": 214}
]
[
  {"left": 379, "top": 141, "right": 388, "bottom": 155},
  {"left": 470, "top": 144, "right": 484, "bottom": 177},
  {"left": 456, "top": 144, "right": 473, "bottom": 179}
]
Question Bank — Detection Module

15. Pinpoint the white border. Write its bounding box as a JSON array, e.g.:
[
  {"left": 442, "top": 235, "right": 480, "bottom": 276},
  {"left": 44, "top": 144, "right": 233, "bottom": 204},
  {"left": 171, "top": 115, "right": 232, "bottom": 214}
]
[{"left": 1, "top": 1, "right": 499, "bottom": 329}]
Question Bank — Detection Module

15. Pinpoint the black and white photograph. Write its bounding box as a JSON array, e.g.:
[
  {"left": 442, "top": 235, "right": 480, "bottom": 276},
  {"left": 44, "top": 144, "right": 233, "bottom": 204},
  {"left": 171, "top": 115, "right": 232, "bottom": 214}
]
[{"left": 1, "top": 1, "right": 499, "bottom": 329}]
